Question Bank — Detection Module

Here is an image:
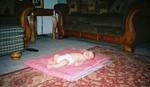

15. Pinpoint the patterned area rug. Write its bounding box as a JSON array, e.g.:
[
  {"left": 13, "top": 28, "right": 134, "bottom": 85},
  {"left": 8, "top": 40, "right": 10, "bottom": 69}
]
[{"left": 0, "top": 46, "right": 150, "bottom": 87}]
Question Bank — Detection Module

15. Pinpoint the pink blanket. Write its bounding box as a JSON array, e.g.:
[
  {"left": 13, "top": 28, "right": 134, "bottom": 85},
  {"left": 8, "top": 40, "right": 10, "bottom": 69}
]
[{"left": 24, "top": 48, "right": 111, "bottom": 81}]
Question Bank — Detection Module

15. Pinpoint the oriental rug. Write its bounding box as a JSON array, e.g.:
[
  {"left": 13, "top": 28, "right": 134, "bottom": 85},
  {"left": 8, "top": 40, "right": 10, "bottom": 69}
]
[{"left": 0, "top": 46, "right": 150, "bottom": 87}]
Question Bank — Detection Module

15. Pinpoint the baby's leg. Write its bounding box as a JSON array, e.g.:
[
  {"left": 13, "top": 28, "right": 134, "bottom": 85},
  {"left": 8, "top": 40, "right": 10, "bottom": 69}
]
[
  {"left": 48, "top": 59, "right": 55, "bottom": 65},
  {"left": 47, "top": 60, "right": 69, "bottom": 68},
  {"left": 75, "top": 61, "right": 83, "bottom": 66}
]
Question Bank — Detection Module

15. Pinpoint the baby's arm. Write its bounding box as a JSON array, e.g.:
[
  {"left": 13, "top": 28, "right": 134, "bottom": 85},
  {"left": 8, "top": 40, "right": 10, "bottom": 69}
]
[{"left": 74, "top": 61, "right": 84, "bottom": 66}]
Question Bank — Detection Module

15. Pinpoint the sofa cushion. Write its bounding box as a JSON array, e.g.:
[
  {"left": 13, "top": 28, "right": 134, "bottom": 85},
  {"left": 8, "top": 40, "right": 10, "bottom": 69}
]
[
  {"left": 79, "top": 0, "right": 110, "bottom": 15},
  {"left": 80, "top": 0, "right": 88, "bottom": 14},
  {"left": 67, "top": 0, "right": 80, "bottom": 15},
  {"left": 109, "top": 0, "right": 126, "bottom": 14},
  {"left": 87, "top": 0, "right": 97, "bottom": 14},
  {"left": 0, "top": 16, "right": 20, "bottom": 25},
  {"left": 0, "top": 0, "right": 32, "bottom": 26},
  {"left": 0, "top": 0, "right": 32, "bottom": 16},
  {"left": 96, "top": 0, "right": 110, "bottom": 15},
  {"left": 97, "top": 26, "right": 122, "bottom": 35},
  {"left": 0, "top": 26, "right": 24, "bottom": 56},
  {"left": 64, "top": 14, "right": 123, "bottom": 36},
  {"left": 109, "top": 0, "right": 137, "bottom": 14},
  {"left": 64, "top": 14, "right": 122, "bottom": 28},
  {"left": 67, "top": 0, "right": 114, "bottom": 15},
  {"left": 87, "top": 14, "right": 122, "bottom": 28}
]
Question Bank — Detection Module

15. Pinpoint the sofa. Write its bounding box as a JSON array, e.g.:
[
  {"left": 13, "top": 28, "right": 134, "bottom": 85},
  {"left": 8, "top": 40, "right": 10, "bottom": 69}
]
[
  {"left": 54, "top": 0, "right": 150, "bottom": 52},
  {"left": 0, "top": 0, "right": 34, "bottom": 48},
  {"left": 0, "top": 26, "right": 24, "bottom": 58},
  {"left": 0, "top": 0, "right": 34, "bottom": 57}
]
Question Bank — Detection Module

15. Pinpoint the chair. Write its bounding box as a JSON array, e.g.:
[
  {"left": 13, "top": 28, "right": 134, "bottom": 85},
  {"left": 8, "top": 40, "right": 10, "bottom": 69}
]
[
  {"left": 0, "top": 0, "right": 33, "bottom": 59},
  {"left": 0, "top": 26, "right": 24, "bottom": 59}
]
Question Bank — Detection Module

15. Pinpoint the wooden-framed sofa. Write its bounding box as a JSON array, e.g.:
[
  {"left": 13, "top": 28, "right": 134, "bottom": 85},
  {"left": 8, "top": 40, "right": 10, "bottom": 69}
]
[
  {"left": 0, "top": 0, "right": 34, "bottom": 57},
  {"left": 54, "top": 0, "right": 150, "bottom": 52}
]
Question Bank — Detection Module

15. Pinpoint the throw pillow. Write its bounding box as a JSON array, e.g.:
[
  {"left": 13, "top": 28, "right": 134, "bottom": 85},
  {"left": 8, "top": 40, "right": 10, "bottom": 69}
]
[
  {"left": 109, "top": 0, "right": 126, "bottom": 13},
  {"left": 87, "top": 0, "right": 96, "bottom": 14},
  {"left": 68, "top": 0, "right": 79, "bottom": 15},
  {"left": 80, "top": 0, "right": 88, "bottom": 14}
]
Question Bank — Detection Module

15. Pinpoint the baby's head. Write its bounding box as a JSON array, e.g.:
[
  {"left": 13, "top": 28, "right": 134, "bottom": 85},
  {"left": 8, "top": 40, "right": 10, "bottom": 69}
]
[{"left": 83, "top": 51, "right": 95, "bottom": 60}]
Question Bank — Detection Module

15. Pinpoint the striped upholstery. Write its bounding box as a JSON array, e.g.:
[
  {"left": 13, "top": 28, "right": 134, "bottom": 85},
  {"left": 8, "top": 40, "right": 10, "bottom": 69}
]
[{"left": 0, "top": 25, "right": 24, "bottom": 56}]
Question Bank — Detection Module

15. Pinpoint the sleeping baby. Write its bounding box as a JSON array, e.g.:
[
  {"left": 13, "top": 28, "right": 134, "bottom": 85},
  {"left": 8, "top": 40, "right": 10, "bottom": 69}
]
[{"left": 47, "top": 51, "right": 95, "bottom": 68}]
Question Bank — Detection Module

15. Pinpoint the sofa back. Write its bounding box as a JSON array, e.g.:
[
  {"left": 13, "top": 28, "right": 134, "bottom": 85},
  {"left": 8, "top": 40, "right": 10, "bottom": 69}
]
[
  {"left": 0, "top": 0, "right": 32, "bottom": 16},
  {"left": 67, "top": 0, "right": 137, "bottom": 15},
  {"left": 0, "top": 0, "right": 32, "bottom": 25}
]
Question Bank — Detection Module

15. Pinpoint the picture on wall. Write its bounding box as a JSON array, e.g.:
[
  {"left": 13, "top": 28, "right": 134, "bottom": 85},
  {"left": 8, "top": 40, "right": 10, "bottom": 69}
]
[{"left": 32, "top": 0, "right": 44, "bottom": 8}]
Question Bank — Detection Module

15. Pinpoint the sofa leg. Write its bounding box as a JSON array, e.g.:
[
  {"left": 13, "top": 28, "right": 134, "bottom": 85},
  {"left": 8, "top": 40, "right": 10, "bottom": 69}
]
[
  {"left": 10, "top": 51, "right": 22, "bottom": 60},
  {"left": 122, "top": 45, "right": 133, "bottom": 53}
]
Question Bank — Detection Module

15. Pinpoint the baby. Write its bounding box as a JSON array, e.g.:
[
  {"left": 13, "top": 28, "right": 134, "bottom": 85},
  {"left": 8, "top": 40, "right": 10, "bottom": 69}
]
[{"left": 47, "top": 51, "right": 94, "bottom": 68}]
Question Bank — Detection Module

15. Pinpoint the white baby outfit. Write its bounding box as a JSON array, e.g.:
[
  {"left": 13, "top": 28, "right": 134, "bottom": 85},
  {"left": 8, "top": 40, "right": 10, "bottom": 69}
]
[{"left": 56, "top": 54, "right": 75, "bottom": 65}]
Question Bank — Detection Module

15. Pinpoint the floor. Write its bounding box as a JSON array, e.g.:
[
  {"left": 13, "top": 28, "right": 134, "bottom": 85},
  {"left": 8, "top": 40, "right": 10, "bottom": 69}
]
[{"left": 0, "top": 35, "right": 150, "bottom": 75}]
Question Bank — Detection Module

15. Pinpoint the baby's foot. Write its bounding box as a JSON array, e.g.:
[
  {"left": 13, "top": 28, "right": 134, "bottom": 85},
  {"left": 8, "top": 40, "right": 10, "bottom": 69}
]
[
  {"left": 48, "top": 60, "right": 55, "bottom": 64},
  {"left": 47, "top": 64, "right": 53, "bottom": 68},
  {"left": 75, "top": 62, "right": 82, "bottom": 66}
]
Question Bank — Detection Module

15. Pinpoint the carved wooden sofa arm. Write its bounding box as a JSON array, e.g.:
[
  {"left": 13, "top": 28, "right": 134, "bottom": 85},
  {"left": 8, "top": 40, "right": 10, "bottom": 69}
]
[
  {"left": 121, "top": 8, "right": 141, "bottom": 52},
  {"left": 21, "top": 5, "right": 34, "bottom": 48}
]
